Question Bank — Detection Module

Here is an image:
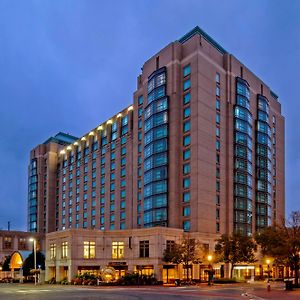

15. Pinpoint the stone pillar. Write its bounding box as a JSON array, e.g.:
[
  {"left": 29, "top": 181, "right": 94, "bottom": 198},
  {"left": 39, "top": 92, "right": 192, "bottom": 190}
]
[
  {"left": 154, "top": 264, "right": 163, "bottom": 281},
  {"left": 69, "top": 262, "right": 77, "bottom": 282},
  {"left": 45, "top": 264, "right": 50, "bottom": 281}
]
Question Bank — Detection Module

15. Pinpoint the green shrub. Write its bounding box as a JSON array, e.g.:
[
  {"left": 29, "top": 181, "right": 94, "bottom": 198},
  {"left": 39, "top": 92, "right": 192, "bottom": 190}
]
[{"left": 212, "top": 278, "right": 238, "bottom": 284}]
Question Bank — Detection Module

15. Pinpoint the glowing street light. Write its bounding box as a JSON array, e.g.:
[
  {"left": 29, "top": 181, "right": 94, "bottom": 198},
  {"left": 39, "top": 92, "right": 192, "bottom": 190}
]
[
  {"left": 207, "top": 255, "right": 213, "bottom": 286},
  {"left": 29, "top": 238, "right": 37, "bottom": 285},
  {"left": 266, "top": 258, "right": 271, "bottom": 282}
]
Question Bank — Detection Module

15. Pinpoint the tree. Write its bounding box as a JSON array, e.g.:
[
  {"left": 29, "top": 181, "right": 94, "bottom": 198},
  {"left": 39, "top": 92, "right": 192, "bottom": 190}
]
[
  {"left": 163, "top": 236, "right": 203, "bottom": 281},
  {"left": 255, "top": 211, "right": 300, "bottom": 287},
  {"left": 2, "top": 255, "right": 11, "bottom": 271},
  {"left": 22, "top": 251, "right": 45, "bottom": 276},
  {"left": 214, "top": 233, "right": 257, "bottom": 278}
]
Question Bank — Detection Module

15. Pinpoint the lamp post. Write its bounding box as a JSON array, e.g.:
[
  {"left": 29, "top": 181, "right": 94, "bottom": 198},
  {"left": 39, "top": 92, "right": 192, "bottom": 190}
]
[
  {"left": 207, "top": 255, "right": 213, "bottom": 286},
  {"left": 266, "top": 258, "right": 271, "bottom": 292},
  {"left": 29, "top": 238, "right": 37, "bottom": 285},
  {"left": 266, "top": 259, "right": 271, "bottom": 281}
]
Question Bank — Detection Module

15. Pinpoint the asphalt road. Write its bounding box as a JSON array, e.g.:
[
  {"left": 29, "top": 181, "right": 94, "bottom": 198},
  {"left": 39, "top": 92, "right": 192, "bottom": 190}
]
[{"left": 0, "top": 282, "right": 299, "bottom": 300}]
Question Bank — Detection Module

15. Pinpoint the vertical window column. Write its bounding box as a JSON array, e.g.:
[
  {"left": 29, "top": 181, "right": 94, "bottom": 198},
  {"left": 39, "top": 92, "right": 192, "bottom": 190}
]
[
  {"left": 215, "top": 72, "right": 221, "bottom": 233},
  {"left": 182, "top": 64, "right": 191, "bottom": 232},
  {"left": 234, "top": 78, "right": 253, "bottom": 236},
  {"left": 143, "top": 67, "right": 168, "bottom": 228},
  {"left": 256, "top": 95, "right": 272, "bottom": 230}
]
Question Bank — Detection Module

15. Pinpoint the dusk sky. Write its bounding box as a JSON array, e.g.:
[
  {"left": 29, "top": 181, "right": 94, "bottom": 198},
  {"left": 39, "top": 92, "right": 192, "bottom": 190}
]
[{"left": 0, "top": 0, "right": 299, "bottom": 230}]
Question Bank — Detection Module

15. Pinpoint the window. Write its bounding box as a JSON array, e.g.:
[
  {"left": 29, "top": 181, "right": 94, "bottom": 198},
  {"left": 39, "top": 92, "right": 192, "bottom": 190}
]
[
  {"left": 216, "top": 140, "right": 220, "bottom": 151},
  {"left": 183, "top": 92, "right": 191, "bottom": 105},
  {"left": 183, "top": 177, "right": 190, "bottom": 189},
  {"left": 19, "top": 238, "right": 27, "bottom": 250},
  {"left": 216, "top": 113, "right": 220, "bottom": 124},
  {"left": 183, "top": 121, "right": 190, "bottom": 132},
  {"left": 83, "top": 241, "right": 96, "bottom": 259},
  {"left": 139, "top": 240, "right": 149, "bottom": 258},
  {"left": 183, "top": 107, "right": 190, "bottom": 118},
  {"left": 216, "top": 99, "right": 220, "bottom": 110},
  {"left": 216, "top": 73, "right": 220, "bottom": 83},
  {"left": 183, "top": 64, "right": 191, "bottom": 77},
  {"left": 216, "top": 86, "right": 220, "bottom": 97},
  {"left": 3, "top": 237, "right": 12, "bottom": 249},
  {"left": 61, "top": 241, "right": 68, "bottom": 258},
  {"left": 183, "top": 220, "right": 190, "bottom": 231},
  {"left": 183, "top": 135, "right": 191, "bottom": 146},
  {"left": 183, "top": 206, "right": 190, "bottom": 217},
  {"left": 183, "top": 163, "right": 190, "bottom": 175},
  {"left": 183, "top": 149, "right": 191, "bottom": 160},
  {"left": 166, "top": 240, "right": 175, "bottom": 252},
  {"left": 50, "top": 243, "right": 56, "bottom": 259},
  {"left": 112, "top": 241, "right": 124, "bottom": 259},
  {"left": 216, "top": 181, "right": 220, "bottom": 192},
  {"left": 138, "top": 95, "right": 143, "bottom": 105},
  {"left": 183, "top": 191, "right": 190, "bottom": 202},
  {"left": 183, "top": 79, "right": 191, "bottom": 91}
]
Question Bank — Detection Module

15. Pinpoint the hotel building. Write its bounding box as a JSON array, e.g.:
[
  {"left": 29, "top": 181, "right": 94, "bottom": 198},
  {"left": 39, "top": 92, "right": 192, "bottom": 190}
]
[{"left": 28, "top": 27, "right": 285, "bottom": 282}]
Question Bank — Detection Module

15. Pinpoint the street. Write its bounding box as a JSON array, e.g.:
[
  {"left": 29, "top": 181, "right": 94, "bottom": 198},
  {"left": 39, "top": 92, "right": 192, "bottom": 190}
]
[{"left": 0, "top": 282, "right": 299, "bottom": 300}]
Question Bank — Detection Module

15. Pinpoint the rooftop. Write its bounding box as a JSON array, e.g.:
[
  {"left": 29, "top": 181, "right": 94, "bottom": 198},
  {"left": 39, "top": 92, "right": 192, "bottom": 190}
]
[
  {"left": 43, "top": 132, "right": 78, "bottom": 146},
  {"left": 178, "top": 26, "right": 227, "bottom": 54}
]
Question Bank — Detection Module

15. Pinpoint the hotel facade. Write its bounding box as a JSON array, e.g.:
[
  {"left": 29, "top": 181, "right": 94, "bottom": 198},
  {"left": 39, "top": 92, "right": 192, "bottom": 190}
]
[{"left": 28, "top": 27, "right": 285, "bottom": 282}]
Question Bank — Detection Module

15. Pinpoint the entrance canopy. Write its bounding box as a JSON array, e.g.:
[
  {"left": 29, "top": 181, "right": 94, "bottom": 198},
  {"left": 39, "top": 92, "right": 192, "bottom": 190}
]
[{"left": 10, "top": 251, "right": 31, "bottom": 270}]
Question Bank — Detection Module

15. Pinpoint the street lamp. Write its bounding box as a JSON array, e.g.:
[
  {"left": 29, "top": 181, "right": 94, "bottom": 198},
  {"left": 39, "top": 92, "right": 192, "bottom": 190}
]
[
  {"left": 29, "top": 238, "right": 37, "bottom": 285},
  {"left": 207, "top": 255, "right": 213, "bottom": 286},
  {"left": 266, "top": 258, "right": 271, "bottom": 281}
]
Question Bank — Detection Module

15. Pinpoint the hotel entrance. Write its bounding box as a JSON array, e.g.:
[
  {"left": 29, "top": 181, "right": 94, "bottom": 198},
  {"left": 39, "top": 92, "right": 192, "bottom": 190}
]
[
  {"left": 163, "top": 265, "right": 177, "bottom": 283},
  {"left": 108, "top": 262, "right": 128, "bottom": 280}
]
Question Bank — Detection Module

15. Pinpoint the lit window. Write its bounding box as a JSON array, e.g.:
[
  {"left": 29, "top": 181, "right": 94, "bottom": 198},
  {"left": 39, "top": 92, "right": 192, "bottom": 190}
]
[
  {"left": 50, "top": 243, "right": 56, "bottom": 259},
  {"left": 83, "top": 241, "right": 96, "bottom": 259},
  {"left": 112, "top": 241, "right": 124, "bottom": 259},
  {"left": 61, "top": 241, "right": 68, "bottom": 258}
]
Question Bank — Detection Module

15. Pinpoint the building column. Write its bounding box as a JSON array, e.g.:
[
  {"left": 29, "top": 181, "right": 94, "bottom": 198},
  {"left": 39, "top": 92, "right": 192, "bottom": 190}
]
[
  {"left": 154, "top": 263, "right": 163, "bottom": 281},
  {"left": 69, "top": 262, "right": 77, "bottom": 282}
]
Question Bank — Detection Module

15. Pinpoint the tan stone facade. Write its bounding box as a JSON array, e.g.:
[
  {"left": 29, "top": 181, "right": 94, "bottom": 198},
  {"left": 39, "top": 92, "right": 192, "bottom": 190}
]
[{"left": 45, "top": 227, "right": 217, "bottom": 282}]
